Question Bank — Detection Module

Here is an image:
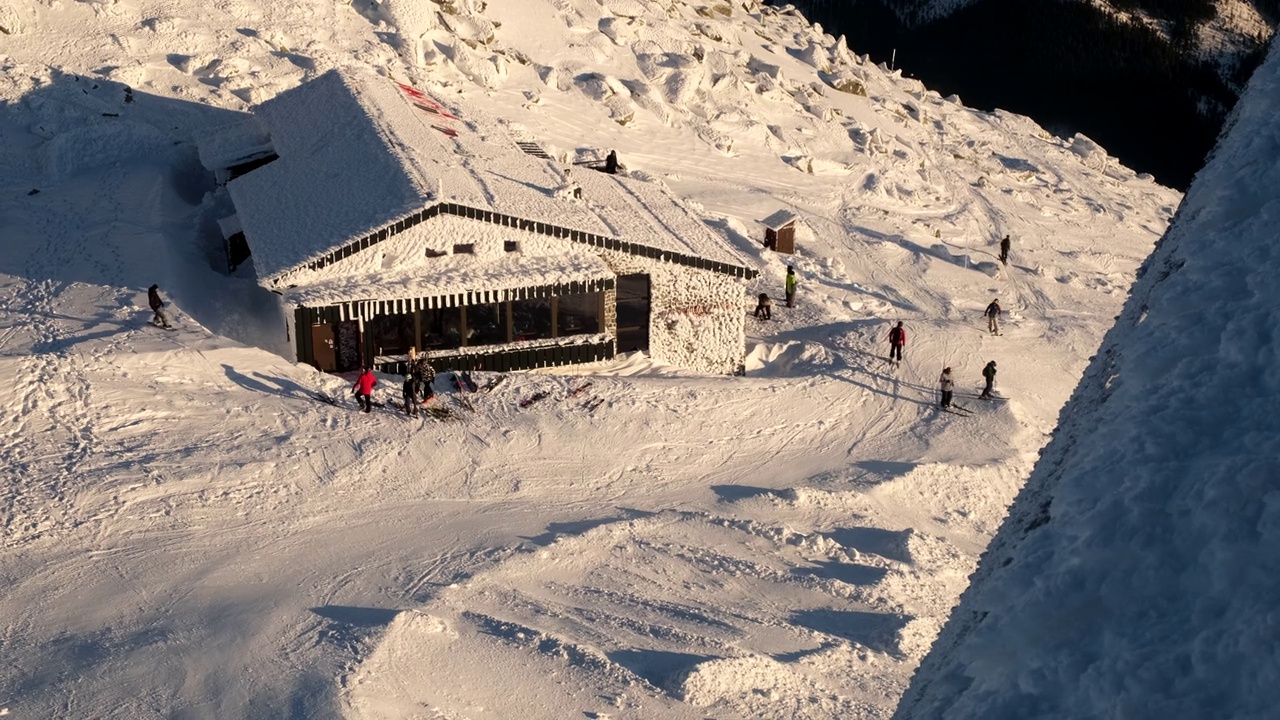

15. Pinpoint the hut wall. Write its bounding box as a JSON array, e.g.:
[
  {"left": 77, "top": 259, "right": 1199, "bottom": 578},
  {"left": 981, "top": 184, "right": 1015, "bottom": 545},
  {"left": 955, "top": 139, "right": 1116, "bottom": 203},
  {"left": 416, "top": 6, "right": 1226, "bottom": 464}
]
[{"left": 600, "top": 250, "right": 746, "bottom": 375}]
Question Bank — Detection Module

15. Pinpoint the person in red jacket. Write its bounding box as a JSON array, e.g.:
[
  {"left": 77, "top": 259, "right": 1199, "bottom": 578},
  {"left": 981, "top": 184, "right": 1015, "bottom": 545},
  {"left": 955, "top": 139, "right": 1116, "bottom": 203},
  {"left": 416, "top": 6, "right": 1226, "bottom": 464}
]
[
  {"left": 888, "top": 321, "right": 906, "bottom": 364},
  {"left": 352, "top": 367, "right": 377, "bottom": 413}
]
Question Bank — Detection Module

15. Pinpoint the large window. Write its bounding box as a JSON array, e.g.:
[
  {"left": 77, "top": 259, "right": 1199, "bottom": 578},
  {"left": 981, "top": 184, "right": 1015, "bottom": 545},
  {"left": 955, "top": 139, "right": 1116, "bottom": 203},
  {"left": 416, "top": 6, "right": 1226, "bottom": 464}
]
[
  {"left": 421, "top": 307, "right": 462, "bottom": 351},
  {"left": 467, "top": 303, "right": 509, "bottom": 346},
  {"left": 556, "top": 293, "right": 600, "bottom": 338},
  {"left": 373, "top": 290, "right": 604, "bottom": 357},
  {"left": 368, "top": 313, "right": 415, "bottom": 355},
  {"left": 512, "top": 298, "right": 553, "bottom": 342}
]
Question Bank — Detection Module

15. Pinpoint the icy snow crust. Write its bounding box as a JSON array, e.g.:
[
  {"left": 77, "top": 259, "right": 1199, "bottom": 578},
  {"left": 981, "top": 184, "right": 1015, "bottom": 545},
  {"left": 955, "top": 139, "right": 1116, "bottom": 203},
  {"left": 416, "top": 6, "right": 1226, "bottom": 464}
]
[
  {"left": 895, "top": 41, "right": 1280, "bottom": 720},
  {"left": 0, "top": 0, "right": 1182, "bottom": 717}
]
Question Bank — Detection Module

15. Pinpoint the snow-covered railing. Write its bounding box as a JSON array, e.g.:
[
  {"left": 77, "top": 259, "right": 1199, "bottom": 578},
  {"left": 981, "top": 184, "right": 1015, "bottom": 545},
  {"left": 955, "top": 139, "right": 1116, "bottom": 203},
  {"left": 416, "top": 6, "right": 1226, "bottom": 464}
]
[{"left": 374, "top": 333, "right": 614, "bottom": 375}]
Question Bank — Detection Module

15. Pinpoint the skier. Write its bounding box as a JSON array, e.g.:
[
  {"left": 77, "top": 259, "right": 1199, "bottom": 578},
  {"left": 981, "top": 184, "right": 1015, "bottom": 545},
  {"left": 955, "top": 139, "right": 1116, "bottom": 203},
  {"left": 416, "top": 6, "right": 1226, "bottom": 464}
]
[
  {"left": 402, "top": 372, "right": 419, "bottom": 417},
  {"left": 888, "top": 321, "right": 906, "bottom": 364},
  {"left": 147, "top": 284, "right": 172, "bottom": 329},
  {"left": 785, "top": 266, "right": 797, "bottom": 308},
  {"left": 984, "top": 298, "right": 1002, "bottom": 335},
  {"left": 999, "top": 235, "right": 1011, "bottom": 265},
  {"left": 980, "top": 360, "right": 997, "bottom": 399},
  {"left": 754, "top": 293, "right": 773, "bottom": 320},
  {"left": 939, "top": 367, "right": 954, "bottom": 408},
  {"left": 604, "top": 149, "right": 619, "bottom": 175},
  {"left": 352, "top": 367, "right": 378, "bottom": 413}
]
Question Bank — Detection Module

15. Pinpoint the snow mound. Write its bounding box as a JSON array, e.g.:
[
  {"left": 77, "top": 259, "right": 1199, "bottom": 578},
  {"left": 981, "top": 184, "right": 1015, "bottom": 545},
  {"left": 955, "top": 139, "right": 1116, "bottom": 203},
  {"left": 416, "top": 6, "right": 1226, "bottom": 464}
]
[
  {"left": 671, "top": 655, "right": 869, "bottom": 718},
  {"left": 744, "top": 341, "right": 836, "bottom": 376},
  {"left": 41, "top": 121, "right": 179, "bottom": 179}
]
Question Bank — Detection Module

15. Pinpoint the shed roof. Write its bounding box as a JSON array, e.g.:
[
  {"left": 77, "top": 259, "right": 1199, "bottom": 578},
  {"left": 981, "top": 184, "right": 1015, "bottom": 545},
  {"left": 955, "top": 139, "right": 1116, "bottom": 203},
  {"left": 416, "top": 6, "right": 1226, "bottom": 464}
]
[
  {"left": 220, "top": 68, "right": 752, "bottom": 283},
  {"left": 761, "top": 209, "right": 801, "bottom": 231},
  {"left": 196, "top": 116, "right": 272, "bottom": 172}
]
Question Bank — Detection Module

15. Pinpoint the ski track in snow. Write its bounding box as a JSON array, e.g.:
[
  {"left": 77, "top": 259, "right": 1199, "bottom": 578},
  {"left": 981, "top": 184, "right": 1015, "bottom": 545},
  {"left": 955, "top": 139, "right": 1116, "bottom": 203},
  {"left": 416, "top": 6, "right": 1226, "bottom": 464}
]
[{"left": 0, "top": 0, "right": 1182, "bottom": 717}]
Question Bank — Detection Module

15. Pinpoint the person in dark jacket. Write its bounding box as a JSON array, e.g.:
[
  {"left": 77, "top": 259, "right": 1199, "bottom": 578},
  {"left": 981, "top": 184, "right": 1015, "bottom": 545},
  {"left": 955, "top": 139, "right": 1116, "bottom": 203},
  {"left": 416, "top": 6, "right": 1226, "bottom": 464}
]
[
  {"left": 604, "top": 150, "right": 619, "bottom": 175},
  {"left": 754, "top": 293, "right": 773, "bottom": 320},
  {"left": 999, "top": 235, "right": 1011, "bottom": 265},
  {"left": 984, "top": 298, "right": 1002, "bottom": 335},
  {"left": 412, "top": 358, "right": 436, "bottom": 403},
  {"left": 402, "top": 373, "right": 419, "bottom": 417},
  {"left": 980, "top": 360, "right": 998, "bottom": 399},
  {"left": 939, "top": 367, "right": 954, "bottom": 408},
  {"left": 147, "top": 284, "right": 171, "bottom": 328},
  {"left": 888, "top": 321, "right": 906, "bottom": 363},
  {"left": 352, "top": 368, "right": 377, "bottom": 413}
]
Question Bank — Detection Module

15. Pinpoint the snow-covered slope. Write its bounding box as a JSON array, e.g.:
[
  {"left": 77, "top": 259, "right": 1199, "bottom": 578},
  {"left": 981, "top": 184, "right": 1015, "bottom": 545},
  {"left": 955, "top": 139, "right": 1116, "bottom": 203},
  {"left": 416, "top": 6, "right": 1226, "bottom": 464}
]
[
  {"left": 0, "top": 0, "right": 1180, "bottom": 718},
  {"left": 895, "top": 39, "right": 1280, "bottom": 720}
]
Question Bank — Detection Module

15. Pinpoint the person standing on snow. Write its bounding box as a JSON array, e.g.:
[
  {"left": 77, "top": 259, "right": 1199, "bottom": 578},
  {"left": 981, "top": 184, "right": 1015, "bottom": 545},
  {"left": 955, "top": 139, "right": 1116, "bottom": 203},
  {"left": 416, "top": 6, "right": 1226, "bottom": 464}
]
[
  {"left": 754, "top": 293, "right": 773, "bottom": 320},
  {"left": 980, "top": 360, "right": 998, "bottom": 399},
  {"left": 785, "top": 266, "right": 797, "bottom": 308},
  {"left": 402, "top": 373, "right": 419, "bottom": 417},
  {"left": 352, "top": 367, "right": 377, "bottom": 413},
  {"left": 939, "top": 367, "right": 954, "bottom": 408},
  {"left": 888, "top": 321, "right": 906, "bottom": 364},
  {"left": 412, "top": 357, "right": 436, "bottom": 404},
  {"left": 999, "top": 235, "right": 1011, "bottom": 266},
  {"left": 984, "top": 298, "right": 1002, "bottom": 335},
  {"left": 147, "top": 284, "right": 172, "bottom": 329}
]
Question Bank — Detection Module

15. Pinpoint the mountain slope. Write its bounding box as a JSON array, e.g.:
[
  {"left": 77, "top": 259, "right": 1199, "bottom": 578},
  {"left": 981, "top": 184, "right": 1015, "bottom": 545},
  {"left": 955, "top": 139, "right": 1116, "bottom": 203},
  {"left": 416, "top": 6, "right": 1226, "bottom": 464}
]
[{"left": 895, "top": 39, "right": 1280, "bottom": 720}]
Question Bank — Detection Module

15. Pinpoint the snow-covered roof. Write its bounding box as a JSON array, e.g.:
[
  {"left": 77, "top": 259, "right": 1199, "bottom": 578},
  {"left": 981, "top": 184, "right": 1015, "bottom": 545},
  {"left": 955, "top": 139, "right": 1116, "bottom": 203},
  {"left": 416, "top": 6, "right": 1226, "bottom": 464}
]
[
  {"left": 195, "top": 116, "right": 272, "bottom": 171},
  {"left": 761, "top": 209, "right": 800, "bottom": 230},
  {"left": 216, "top": 214, "right": 242, "bottom": 238},
  {"left": 281, "top": 251, "right": 615, "bottom": 312},
  {"left": 225, "top": 69, "right": 444, "bottom": 280},
  {"left": 220, "top": 68, "right": 751, "bottom": 283}
]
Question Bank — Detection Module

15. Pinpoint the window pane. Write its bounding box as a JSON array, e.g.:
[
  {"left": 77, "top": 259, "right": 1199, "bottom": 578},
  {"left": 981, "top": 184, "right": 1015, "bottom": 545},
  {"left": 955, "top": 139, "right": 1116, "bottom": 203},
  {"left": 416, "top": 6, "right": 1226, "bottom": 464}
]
[
  {"left": 422, "top": 307, "right": 462, "bottom": 350},
  {"left": 512, "top": 298, "right": 552, "bottom": 341},
  {"left": 556, "top": 292, "right": 599, "bottom": 337},
  {"left": 369, "top": 312, "right": 415, "bottom": 355},
  {"left": 467, "top": 302, "right": 509, "bottom": 346}
]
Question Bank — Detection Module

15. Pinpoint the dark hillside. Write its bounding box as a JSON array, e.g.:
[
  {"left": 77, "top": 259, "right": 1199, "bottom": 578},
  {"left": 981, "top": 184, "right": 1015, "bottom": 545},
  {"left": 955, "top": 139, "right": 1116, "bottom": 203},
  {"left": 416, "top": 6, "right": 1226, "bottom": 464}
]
[{"left": 783, "top": 0, "right": 1272, "bottom": 188}]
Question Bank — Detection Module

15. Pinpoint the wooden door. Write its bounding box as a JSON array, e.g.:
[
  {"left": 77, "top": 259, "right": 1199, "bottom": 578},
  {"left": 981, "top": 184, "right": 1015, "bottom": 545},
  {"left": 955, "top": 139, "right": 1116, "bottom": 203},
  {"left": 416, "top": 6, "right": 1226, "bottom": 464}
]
[
  {"left": 311, "top": 324, "right": 337, "bottom": 372},
  {"left": 615, "top": 274, "right": 650, "bottom": 353}
]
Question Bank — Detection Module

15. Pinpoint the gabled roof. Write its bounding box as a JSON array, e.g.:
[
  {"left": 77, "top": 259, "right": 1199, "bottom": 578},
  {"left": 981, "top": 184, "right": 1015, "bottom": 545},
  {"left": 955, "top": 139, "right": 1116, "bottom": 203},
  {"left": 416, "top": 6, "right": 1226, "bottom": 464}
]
[{"left": 220, "top": 67, "right": 754, "bottom": 283}]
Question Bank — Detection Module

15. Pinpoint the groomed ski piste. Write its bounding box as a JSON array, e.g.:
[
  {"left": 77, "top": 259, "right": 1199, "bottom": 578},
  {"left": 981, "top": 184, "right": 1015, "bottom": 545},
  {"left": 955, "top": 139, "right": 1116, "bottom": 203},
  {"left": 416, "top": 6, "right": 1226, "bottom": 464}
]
[{"left": 0, "top": 0, "right": 1180, "bottom": 718}]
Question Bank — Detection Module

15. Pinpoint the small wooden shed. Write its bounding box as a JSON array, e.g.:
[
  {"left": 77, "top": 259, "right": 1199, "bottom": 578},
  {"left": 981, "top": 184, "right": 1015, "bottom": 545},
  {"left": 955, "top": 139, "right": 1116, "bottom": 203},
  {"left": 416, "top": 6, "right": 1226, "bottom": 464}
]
[{"left": 761, "top": 209, "right": 800, "bottom": 254}]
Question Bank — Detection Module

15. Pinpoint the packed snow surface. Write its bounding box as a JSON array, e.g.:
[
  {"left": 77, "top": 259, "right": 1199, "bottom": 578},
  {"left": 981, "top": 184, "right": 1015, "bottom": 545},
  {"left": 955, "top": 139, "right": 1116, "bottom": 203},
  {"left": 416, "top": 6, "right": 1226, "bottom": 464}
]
[
  {"left": 0, "top": 0, "right": 1179, "bottom": 717},
  {"left": 895, "top": 40, "right": 1280, "bottom": 720}
]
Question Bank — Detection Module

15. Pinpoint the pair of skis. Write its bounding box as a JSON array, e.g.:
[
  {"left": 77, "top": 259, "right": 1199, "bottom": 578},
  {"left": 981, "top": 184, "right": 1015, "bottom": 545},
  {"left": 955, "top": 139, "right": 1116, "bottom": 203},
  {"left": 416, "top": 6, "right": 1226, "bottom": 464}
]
[
  {"left": 568, "top": 382, "right": 605, "bottom": 413},
  {"left": 518, "top": 381, "right": 603, "bottom": 413}
]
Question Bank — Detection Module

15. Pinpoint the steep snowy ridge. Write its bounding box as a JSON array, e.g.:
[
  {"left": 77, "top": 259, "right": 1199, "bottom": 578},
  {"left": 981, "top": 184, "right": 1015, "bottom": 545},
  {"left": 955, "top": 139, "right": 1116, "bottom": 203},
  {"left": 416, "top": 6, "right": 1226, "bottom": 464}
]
[
  {"left": 895, "top": 40, "right": 1280, "bottom": 720},
  {"left": 0, "top": 0, "right": 1182, "bottom": 718}
]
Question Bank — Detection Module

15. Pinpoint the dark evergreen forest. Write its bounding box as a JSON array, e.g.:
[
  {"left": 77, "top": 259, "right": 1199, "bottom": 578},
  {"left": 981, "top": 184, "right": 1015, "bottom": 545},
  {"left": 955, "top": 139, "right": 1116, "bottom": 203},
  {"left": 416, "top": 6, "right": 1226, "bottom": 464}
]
[{"left": 777, "top": 0, "right": 1276, "bottom": 188}]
